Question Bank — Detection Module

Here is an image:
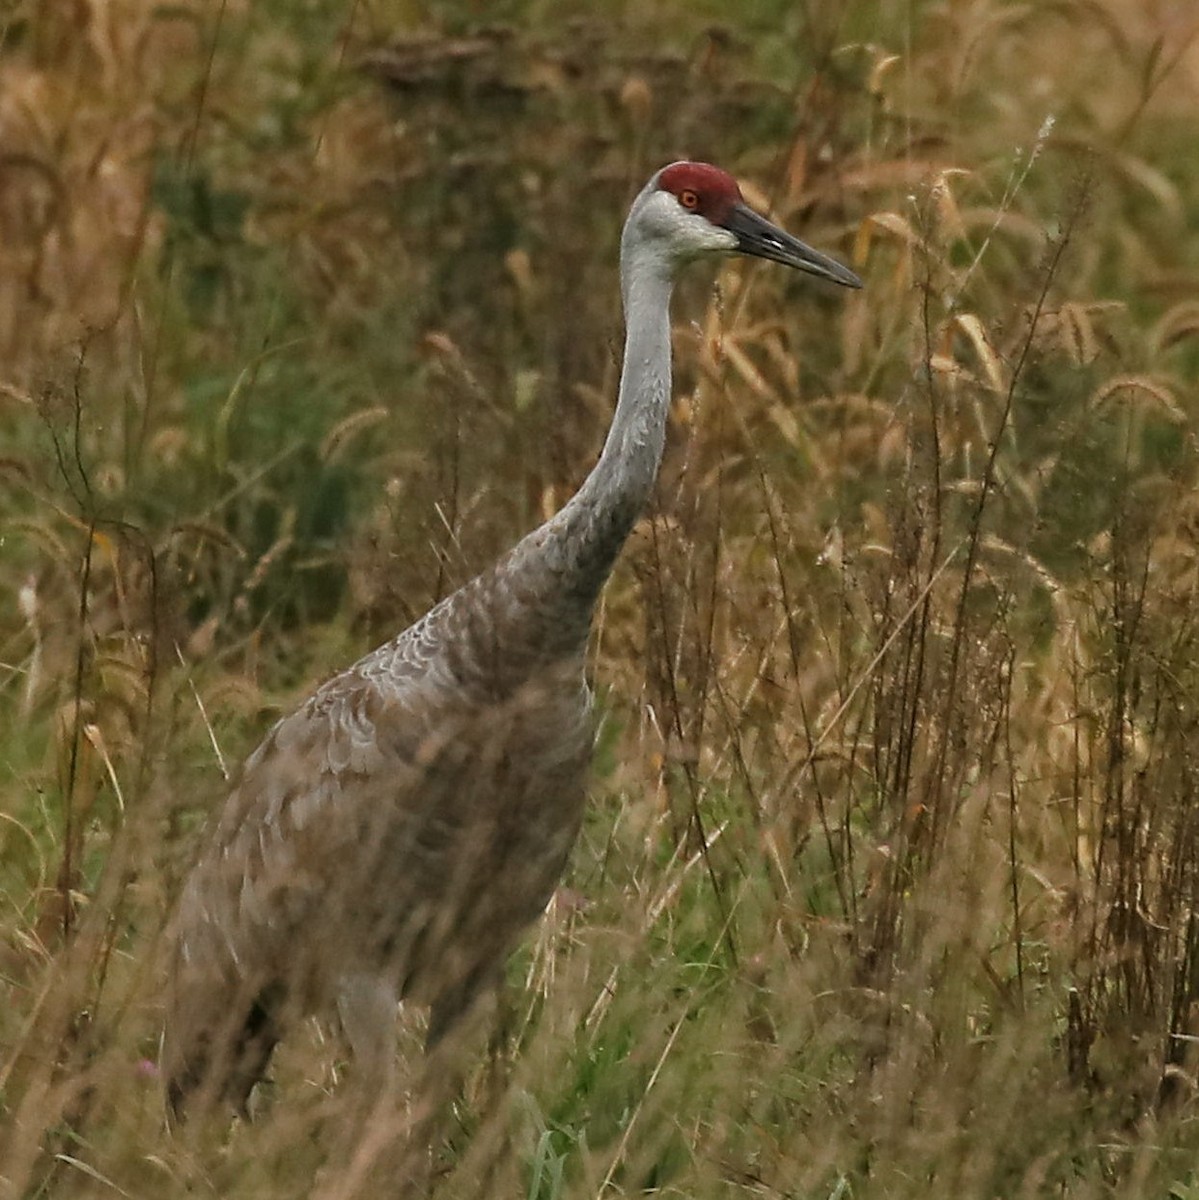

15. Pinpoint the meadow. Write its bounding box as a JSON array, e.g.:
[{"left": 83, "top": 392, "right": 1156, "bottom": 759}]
[{"left": 2, "top": 0, "right": 1199, "bottom": 1195}]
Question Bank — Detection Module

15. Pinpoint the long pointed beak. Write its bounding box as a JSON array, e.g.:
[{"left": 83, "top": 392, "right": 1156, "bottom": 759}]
[{"left": 724, "top": 203, "right": 862, "bottom": 289}]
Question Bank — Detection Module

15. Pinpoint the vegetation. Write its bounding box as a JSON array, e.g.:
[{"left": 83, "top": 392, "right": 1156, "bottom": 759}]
[{"left": 2, "top": 0, "right": 1199, "bottom": 1195}]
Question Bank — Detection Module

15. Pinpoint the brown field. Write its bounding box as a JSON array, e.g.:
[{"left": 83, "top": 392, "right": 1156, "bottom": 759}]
[{"left": 3, "top": 1, "right": 1199, "bottom": 1195}]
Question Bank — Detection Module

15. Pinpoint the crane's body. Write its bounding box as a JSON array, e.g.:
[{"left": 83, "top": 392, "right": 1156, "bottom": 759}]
[{"left": 162, "top": 162, "right": 860, "bottom": 1116}]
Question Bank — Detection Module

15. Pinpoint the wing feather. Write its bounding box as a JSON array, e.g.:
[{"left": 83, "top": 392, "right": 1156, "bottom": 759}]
[{"left": 165, "top": 559, "right": 595, "bottom": 1111}]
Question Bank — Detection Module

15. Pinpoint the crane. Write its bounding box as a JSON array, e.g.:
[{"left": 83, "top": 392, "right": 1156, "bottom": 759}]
[{"left": 162, "top": 161, "right": 861, "bottom": 1118}]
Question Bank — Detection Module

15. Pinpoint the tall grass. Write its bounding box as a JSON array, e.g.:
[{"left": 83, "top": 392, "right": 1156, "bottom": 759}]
[{"left": 2, "top": 0, "right": 1199, "bottom": 1195}]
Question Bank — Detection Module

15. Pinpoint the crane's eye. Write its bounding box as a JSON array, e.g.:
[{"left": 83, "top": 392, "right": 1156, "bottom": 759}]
[{"left": 678, "top": 189, "right": 700, "bottom": 211}]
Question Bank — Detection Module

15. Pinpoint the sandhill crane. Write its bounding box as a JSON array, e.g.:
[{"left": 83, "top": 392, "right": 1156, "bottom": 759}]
[{"left": 162, "top": 161, "right": 861, "bottom": 1117}]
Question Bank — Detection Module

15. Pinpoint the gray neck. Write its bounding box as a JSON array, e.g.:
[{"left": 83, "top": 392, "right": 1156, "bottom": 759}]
[
  {"left": 573, "top": 259, "right": 674, "bottom": 540},
  {"left": 505, "top": 250, "right": 675, "bottom": 638}
]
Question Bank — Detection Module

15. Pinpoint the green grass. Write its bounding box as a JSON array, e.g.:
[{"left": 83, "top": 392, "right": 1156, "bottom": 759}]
[{"left": 3, "top": 0, "right": 1199, "bottom": 1196}]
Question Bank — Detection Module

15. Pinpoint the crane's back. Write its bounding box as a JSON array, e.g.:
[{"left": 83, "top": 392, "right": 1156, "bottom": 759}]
[{"left": 163, "top": 560, "right": 595, "bottom": 1114}]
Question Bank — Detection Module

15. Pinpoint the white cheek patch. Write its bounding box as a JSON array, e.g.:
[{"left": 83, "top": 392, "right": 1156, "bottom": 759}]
[
  {"left": 635, "top": 191, "right": 738, "bottom": 260},
  {"left": 670, "top": 205, "right": 736, "bottom": 257},
  {"left": 698, "top": 224, "right": 737, "bottom": 254}
]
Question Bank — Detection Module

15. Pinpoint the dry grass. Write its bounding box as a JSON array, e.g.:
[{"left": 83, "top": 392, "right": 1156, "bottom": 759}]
[{"left": 3, "top": 0, "right": 1199, "bottom": 1195}]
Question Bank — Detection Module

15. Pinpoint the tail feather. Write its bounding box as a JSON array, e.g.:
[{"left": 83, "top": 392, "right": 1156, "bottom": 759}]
[{"left": 163, "top": 977, "right": 283, "bottom": 1120}]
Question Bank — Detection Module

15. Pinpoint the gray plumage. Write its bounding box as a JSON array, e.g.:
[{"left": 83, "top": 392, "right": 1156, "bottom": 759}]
[{"left": 162, "top": 162, "right": 860, "bottom": 1116}]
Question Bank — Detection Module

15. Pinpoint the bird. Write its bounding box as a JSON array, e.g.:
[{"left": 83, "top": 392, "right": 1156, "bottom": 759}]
[{"left": 161, "top": 160, "right": 861, "bottom": 1118}]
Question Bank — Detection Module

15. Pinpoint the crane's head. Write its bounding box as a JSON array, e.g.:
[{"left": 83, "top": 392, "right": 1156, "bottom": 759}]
[{"left": 626, "top": 161, "right": 861, "bottom": 289}]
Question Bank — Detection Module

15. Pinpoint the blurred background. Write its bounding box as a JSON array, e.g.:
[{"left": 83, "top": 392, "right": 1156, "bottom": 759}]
[{"left": 2, "top": 0, "right": 1199, "bottom": 1195}]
